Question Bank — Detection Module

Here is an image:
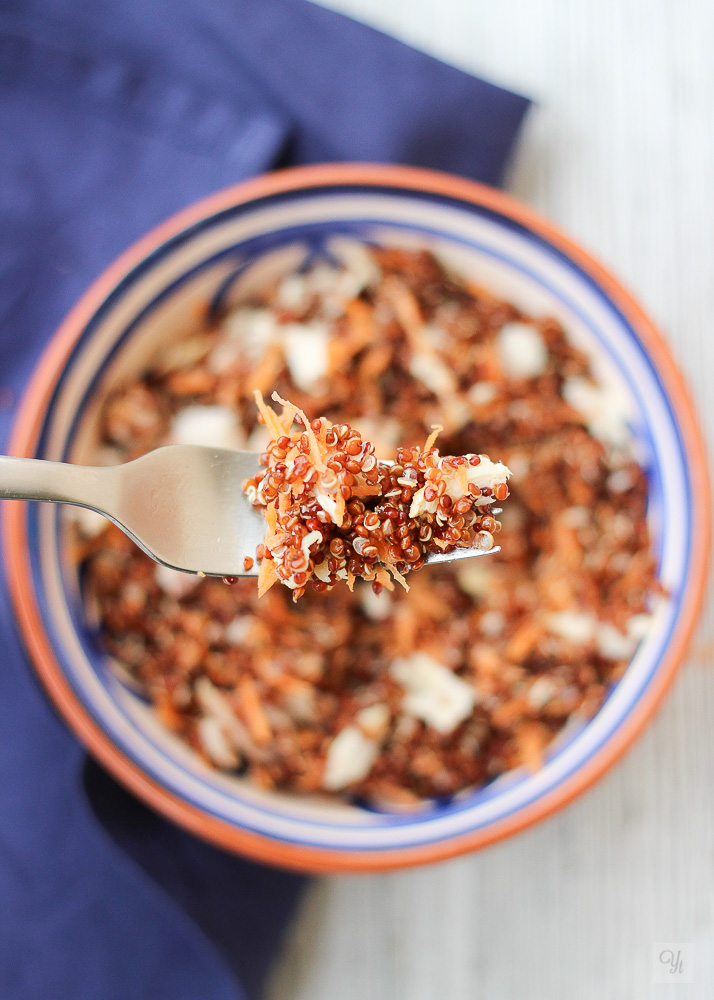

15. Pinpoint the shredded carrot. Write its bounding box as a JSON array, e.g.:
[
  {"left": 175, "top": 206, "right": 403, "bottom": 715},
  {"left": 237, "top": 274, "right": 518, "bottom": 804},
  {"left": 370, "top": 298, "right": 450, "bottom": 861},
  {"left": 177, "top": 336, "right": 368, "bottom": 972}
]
[
  {"left": 278, "top": 490, "right": 290, "bottom": 515},
  {"left": 257, "top": 558, "right": 277, "bottom": 597},
  {"left": 250, "top": 344, "right": 285, "bottom": 398},
  {"left": 433, "top": 537, "right": 449, "bottom": 550},
  {"left": 457, "top": 464, "right": 469, "bottom": 495},
  {"left": 271, "top": 391, "right": 324, "bottom": 467},
  {"left": 387, "top": 564, "right": 410, "bottom": 591},
  {"left": 253, "top": 389, "right": 284, "bottom": 440},
  {"left": 237, "top": 677, "right": 272, "bottom": 745},
  {"left": 351, "top": 484, "right": 383, "bottom": 497},
  {"left": 328, "top": 298, "right": 376, "bottom": 372},
  {"left": 264, "top": 501, "right": 278, "bottom": 544},
  {"left": 423, "top": 424, "right": 443, "bottom": 453},
  {"left": 375, "top": 567, "right": 395, "bottom": 592},
  {"left": 346, "top": 571, "right": 355, "bottom": 593},
  {"left": 385, "top": 279, "right": 424, "bottom": 345},
  {"left": 334, "top": 495, "right": 346, "bottom": 526}
]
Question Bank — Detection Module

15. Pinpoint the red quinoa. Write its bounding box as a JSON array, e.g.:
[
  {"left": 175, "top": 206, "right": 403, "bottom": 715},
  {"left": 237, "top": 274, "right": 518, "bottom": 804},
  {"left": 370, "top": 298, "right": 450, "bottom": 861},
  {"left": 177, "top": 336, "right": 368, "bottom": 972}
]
[{"left": 78, "top": 244, "right": 661, "bottom": 803}]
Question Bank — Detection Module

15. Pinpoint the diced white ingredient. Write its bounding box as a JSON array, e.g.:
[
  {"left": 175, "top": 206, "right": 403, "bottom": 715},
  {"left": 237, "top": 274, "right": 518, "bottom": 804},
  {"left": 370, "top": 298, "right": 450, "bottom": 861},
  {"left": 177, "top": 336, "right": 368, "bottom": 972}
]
[
  {"left": 207, "top": 337, "right": 244, "bottom": 374},
  {"left": 421, "top": 323, "right": 448, "bottom": 351},
  {"left": 282, "top": 321, "right": 331, "bottom": 391},
  {"left": 283, "top": 686, "right": 317, "bottom": 723},
  {"left": 442, "top": 396, "right": 473, "bottom": 431},
  {"left": 469, "top": 382, "right": 497, "bottom": 407},
  {"left": 409, "top": 351, "right": 456, "bottom": 396},
  {"left": 323, "top": 725, "right": 381, "bottom": 790},
  {"left": 390, "top": 652, "right": 476, "bottom": 734},
  {"left": 225, "top": 616, "right": 253, "bottom": 646},
  {"left": 315, "top": 491, "right": 339, "bottom": 523},
  {"left": 171, "top": 405, "right": 243, "bottom": 450},
  {"left": 155, "top": 564, "right": 199, "bottom": 598},
  {"left": 222, "top": 307, "right": 280, "bottom": 363},
  {"left": 627, "top": 613, "right": 656, "bottom": 641},
  {"left": 328, "top": 237, "right": 381, "bottom": 296},
  {"left": 198, "top": 716, "right": 240, "bottom": 769},
  {"left": 409, "top": 456, "right": 510, "bottom": 516},
  {"left": 301, "top": 529, "right": 323, "bottom": 560},
  {"left": 69, "top": 506, "right": 107, "bottom": 538},
  {"left": 497, "top": 323, "right": 548, "bottom": 380},
  {"left": 597, "top": 623, "right": 636, "bottom": 660},
  {"left": 313, "top": 560, "right": 332, "bottom": 583},
  {"left": 359, "top": 585, "right": 393, "bottom": 620},
  {"left": 547, "top": 611, "right": 598, "bottom": 644},
  {"left": 356, "top": 703, "right": 390, "bottom": 740},
  {"left": 277, "top": 273, "right": 309, "bottom": 312},
  {"left": 479, "top": 610, "right": 506, "bottom": 638},
  {"left": 457, "top": 560, "right": 493, "bottom": 598},
  {"left": 527, "top": 676, "right": 558, "bottom": 709},
  {"left": 607, "top": 468, "right": 635, "bottom": 493},
  {"left": 563, "top": 377, "right": 633, "bottom": 448},
  {"left": 562, "top": 506, "right": 590, "bottom": 528}
]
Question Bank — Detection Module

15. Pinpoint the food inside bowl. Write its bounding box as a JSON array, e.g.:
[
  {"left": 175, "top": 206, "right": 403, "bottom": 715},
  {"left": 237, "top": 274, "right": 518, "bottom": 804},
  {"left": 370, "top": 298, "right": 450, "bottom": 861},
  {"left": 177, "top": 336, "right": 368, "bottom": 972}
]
[
  {"left": 77, "top": 243, "right": 661, "bottom": 803},
  {"left": 244, "top": 391, "right": 511, "bottom": 599}
]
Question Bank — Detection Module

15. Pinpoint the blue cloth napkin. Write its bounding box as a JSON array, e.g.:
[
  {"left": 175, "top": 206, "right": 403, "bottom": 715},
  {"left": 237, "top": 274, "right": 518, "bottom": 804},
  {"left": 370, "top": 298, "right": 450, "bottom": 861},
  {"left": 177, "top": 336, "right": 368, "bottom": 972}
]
[{"left": 0, "top": 2, "right": 530, "bottom": 997}]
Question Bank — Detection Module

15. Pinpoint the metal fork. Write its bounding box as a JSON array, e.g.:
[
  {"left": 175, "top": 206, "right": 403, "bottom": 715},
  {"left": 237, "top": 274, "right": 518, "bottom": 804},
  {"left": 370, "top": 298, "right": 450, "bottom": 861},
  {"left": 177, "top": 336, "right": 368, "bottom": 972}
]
[{"left": 0, "top": 446, "right": 498, "bottom": 578}]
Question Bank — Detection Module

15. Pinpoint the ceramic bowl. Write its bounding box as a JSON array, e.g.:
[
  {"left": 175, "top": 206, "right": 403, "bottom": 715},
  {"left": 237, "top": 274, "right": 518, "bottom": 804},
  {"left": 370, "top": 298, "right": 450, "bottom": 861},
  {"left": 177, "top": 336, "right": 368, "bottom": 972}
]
[{"left": 4, "top": 165, "right": 709, "bottom": 872}]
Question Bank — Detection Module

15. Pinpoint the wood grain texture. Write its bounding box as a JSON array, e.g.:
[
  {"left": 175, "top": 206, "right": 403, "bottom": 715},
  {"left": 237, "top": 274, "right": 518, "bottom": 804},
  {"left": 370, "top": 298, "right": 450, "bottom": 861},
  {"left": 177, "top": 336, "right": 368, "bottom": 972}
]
[{"left": 267, "top": 2, "right": 714, "bottom": 997}]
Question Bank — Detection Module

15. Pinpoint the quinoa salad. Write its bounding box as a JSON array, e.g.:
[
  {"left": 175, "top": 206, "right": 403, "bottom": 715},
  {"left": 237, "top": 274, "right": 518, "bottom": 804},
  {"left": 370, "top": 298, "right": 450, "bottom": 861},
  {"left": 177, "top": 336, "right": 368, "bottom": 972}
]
[
  {"left": 244, "top": 391, "right": 510, "bottom": 599},
  {"left": 77, "top": 243, "right": 661, "bottom": 804}
]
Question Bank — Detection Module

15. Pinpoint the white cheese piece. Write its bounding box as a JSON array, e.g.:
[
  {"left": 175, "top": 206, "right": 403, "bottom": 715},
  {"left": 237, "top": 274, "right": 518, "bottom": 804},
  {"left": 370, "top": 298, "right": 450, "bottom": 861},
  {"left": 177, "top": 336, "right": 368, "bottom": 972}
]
[
  {"left": 301, "top": 529, "right": 323, "bottom": 560},
  {"left": 329, "top": 237, "right": 381, "bottom": 297},
  {"left": 597, "top": 623, "right": 636, "bottom": 660},
  {"left": 390, "top": 651, "right": 476, "bottom": 734},
  {"left": 409, "top": 456, "right": 510, "bottom": 517},
  {"left": 155, "top": 564, "right": 199, "bottom": 598},
  {"left": 355, "top": 703, "right": 390, "bottom": 740},
  {"left": 563, "top": 377, "right": 633, "bottom": 448},
  {"left": 171, "top": 405, "right": 244, "bottom": 450},
  {"left": 359, "top": 585, "right": 393, "bottom": 620},
  {"left": 627, "top": 612, "right": 656, "bottom": 641},
  {"left": 225, "top": 616, "right": 253, "bottom": 646},
  {"left": 479, "top": 610, "right": 506, "bottom": 638},
  {"left": 277, "top": 273, "right": 310, "bottom": 312},
  {"left": 409, "top": 351, "right": 457, "bottom": 396},
  {"left": 198, "top": 716, "right": 239, "bottom": 769},
  {"left": 206, "top": 337, "right": 244, "bottom": 375},
  {"left": 281, "top": 321, "right": 330, "bottom": 391},
  {"left": 456, "top": 560, "right": 493, "bottom": 598},
  {"left": 314, "top": 491, "right": 341, "bottom": 524},
  {"left": 468, "top": 382, "right": 497, "bottom": 407},
  {"left": 323, "top": 724, "right": 381, "bottom": 790},
  {"left": 497, "top": 322, "right": 548, "bottom": 380},
  {"left": 222, "top": 307, "right": 280, "bottom": 363},
  {"left": 527, "top": 676, "right": 558, "bottom": 709},
  {"left": 547, "top": 611, "right": 598, "bottom": 644},
  {"left": 313, "top": 560, "right": 332, "bottom": 583}
]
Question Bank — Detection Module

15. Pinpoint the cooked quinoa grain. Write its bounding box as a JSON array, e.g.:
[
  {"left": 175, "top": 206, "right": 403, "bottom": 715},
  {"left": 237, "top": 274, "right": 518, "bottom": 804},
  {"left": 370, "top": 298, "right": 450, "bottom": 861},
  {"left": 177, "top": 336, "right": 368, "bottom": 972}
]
[
  {"left": 244, "top": 391, "right": 510, "bottom": 599},
  {"left": 79, "top": 243, "right": 661, "bottom": 802}
]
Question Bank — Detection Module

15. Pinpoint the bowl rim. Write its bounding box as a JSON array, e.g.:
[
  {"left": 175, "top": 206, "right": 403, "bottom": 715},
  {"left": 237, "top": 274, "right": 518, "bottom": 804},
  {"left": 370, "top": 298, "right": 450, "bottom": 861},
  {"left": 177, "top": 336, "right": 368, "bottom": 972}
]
[{"left": 3, "top": 162, "right": 710, "bottom": 873}]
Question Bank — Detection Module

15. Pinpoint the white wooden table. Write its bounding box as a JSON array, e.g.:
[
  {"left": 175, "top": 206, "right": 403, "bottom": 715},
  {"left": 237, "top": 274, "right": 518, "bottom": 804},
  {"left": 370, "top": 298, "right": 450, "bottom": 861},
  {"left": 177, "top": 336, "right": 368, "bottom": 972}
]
[{"left": 268, "top": 2, "right": 714, "bottom": 997}]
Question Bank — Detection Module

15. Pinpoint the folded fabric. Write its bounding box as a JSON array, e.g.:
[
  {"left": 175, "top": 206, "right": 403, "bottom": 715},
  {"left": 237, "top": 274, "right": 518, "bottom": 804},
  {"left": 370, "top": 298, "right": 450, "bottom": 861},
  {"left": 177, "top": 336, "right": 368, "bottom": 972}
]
[{"left": 0, "top": 2, "right": 531, "bottom": 998}]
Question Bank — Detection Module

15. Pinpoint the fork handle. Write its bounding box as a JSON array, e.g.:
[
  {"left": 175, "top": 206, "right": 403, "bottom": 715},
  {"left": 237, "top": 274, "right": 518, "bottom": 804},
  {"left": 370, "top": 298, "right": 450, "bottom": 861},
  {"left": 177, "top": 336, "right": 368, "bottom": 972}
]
[{"left": 0, "top": 455, "right": 112, "bottom": 513}]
